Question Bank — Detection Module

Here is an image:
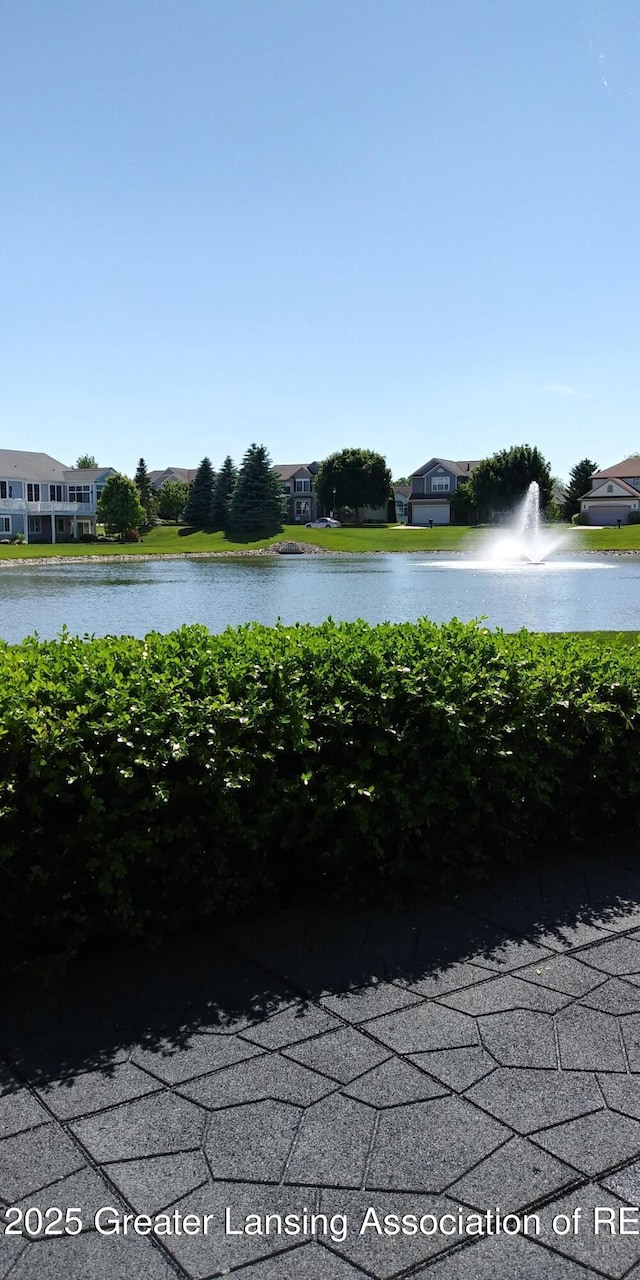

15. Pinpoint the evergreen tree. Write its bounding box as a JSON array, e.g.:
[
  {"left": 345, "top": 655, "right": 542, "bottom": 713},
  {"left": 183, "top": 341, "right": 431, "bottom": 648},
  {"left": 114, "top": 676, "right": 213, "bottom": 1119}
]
[
  {"left": 563, "top": 458, "right": 599, "bottom": 520},
  {"left": 183, "top": 457, "right": 216, "bottom": 527},
  {"left": 210, "top": 455, "right": 237, "bottom": 530},
  {"left": 228, "top": 443, "right": 287, "bottom": 533},
  {"left": 134, "top": 457, "right": 155, "bottom": 527}
]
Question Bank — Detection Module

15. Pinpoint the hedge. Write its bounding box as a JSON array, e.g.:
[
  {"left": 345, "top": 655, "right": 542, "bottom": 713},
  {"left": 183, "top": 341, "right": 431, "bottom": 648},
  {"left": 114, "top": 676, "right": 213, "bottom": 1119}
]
[{"left": 2, "top": 619, "right": 640, "bottom": 971}]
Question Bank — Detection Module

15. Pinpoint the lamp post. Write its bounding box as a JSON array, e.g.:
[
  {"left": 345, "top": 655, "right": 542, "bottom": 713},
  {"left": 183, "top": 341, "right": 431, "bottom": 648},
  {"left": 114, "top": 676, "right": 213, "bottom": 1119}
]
[{"left": 332, "top": 487, "right": 337, "bottom": 518}]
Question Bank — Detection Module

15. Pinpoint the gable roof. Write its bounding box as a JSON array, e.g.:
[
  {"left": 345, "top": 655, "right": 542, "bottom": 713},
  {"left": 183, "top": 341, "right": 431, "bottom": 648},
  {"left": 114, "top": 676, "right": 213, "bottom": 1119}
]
[
  {"left": 0, "top": 450, "right": 69, "bottom": 483},
  {"left": 274, "top": 462, "right": 321, "bottom": 481},
  {"left": 592, "top": 458, "right": 640, "bottom": 479},
  {"left": 582, "top": 476, "right": 640, "bottom": 499},
  {"left": 410, "top": 457, "right": 480, "bottom": 478},
  {"left": 149, "top": 468, "right": 197, "bottom": 488}
]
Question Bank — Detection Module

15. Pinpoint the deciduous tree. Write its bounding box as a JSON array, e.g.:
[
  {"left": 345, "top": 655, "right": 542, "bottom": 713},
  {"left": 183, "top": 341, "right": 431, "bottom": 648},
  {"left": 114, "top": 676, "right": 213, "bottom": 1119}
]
[
  {"left": 466, "top": 445, "right": 553, "bottom": 523},
  {"left": 157, "top": 480, "right": 189, "bottom": 523},
  {"left": 315, "top": 448, "right": 392, "bottom": 523},
  {"left": 76, "top": 453, "right": 98, "bottom": 469},
  {"left": 97, "top": 474, "right": 146, "bottom": 540}
]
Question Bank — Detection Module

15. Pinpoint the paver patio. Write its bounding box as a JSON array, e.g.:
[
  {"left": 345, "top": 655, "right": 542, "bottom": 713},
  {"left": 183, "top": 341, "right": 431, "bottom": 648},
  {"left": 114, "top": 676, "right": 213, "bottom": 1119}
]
[{"left": 4, "top": 853, "right": 640, "bottom": 1277}]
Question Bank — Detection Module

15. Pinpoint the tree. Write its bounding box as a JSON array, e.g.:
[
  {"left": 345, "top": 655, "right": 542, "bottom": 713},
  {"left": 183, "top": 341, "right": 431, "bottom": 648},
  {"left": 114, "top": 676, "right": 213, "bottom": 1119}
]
[
  {"left": 465, "top": 445, "right": 553, "bottom": 523},
  {"left": 134, "top": 457, "right": 156, "bottom": 527},
  {"left": 449, "top": 479, "right": 476, "bottom": 524},
  {"left": 210, "top": 455, "right": 237, "bottom": 530},
  {"left": 393, "top": 476, "right": 410, "bottom": 486},
  {"left": 228, "top": 443, "right": 287, "bottom": 533},
  {"left": 183, "top": 457, "right": 216, "bottom": 527},
  {"left": 97, "top": 474, "right": 146, "bottom": 540},
  {"left": 562, "top": 459, "right": 598, "bottom": 520},
  {"left": 76, "top": 453, "right": 98, "bottom": 468},
  {"left": 315, "top": 448, "right": 392, "bottom": 523},
  {"left": 157, "top": 480, "right": 189, "bottom": 523}
]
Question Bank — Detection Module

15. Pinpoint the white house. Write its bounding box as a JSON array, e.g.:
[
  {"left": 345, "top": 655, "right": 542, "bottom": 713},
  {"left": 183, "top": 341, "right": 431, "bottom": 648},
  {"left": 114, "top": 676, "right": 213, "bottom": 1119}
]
[{"left": 580, "top": 459, "right": 640, "bottom": 526}]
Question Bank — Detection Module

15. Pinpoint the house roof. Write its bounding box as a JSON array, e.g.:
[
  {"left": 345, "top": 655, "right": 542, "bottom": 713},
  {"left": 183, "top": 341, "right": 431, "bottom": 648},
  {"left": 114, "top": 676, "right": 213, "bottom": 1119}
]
[
  {"left": 274, "top": 462, "right": 321, "bottom": 481},
  {"left": 63, "top": 468, "right": 114, "bottom": 482},
  {"left": 592, "top": 458, "right": 640, "bottom": 479},
  {"left": 393, "top": 485, "right": 411, "bottom": 497},
  {"left": 582, "top": 476, "right": 640, "bottom": 499},
  {"left": 409, "top": 457, "right": 480, "bottom": 478},
  {"left": 0, "top": 450, "right": 69, "bottom": 483},
  {"left": 0, "top": 451, "right": 116, "bottom": 485},
  {"left": 149, "top": 468, "right": 197, "bottom": 487}
]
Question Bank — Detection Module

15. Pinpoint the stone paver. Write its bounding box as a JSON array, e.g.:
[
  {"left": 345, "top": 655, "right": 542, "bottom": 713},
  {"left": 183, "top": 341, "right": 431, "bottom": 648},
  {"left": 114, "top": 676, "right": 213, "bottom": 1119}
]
[{"left": 6, "top": 853, "right": 640, "bottom": 1279}]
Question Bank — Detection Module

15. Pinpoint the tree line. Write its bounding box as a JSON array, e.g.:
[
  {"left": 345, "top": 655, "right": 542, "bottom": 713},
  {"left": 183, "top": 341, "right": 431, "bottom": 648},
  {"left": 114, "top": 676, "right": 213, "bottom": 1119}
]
[{"left": 87, "top": 443, "right": 614, "bottom": 539}]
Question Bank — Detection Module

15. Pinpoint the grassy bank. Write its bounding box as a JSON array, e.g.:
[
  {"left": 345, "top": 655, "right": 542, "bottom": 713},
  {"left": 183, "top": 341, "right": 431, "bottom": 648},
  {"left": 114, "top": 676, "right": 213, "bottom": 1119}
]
[
  {"left": 3, "top": 522, "right": 640, "bottom": 559},
  {"left": 3, "top": 618, "right": 640, "bottom": 972}
]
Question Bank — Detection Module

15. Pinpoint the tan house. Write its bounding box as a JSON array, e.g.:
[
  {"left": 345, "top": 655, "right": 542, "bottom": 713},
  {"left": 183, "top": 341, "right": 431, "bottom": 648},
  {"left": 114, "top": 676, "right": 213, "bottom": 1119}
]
[
  {"left": 407, "top": 458, "right": 480, "bottom": 525},
  {"left": 149, "top": 467, "right": 197, "bottom": 491},
  {"left": 580, "top": 459, "right": 640, "bottom": 526}
]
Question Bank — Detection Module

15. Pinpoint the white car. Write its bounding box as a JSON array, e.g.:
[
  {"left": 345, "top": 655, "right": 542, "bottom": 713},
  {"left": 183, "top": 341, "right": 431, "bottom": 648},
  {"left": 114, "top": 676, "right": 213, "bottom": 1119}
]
[{"left": 305, "top": 517, "right": 341, "bottom": 528}]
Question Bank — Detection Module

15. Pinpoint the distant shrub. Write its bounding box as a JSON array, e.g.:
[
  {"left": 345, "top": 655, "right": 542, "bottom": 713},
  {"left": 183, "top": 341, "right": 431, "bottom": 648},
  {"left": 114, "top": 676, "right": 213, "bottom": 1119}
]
[
  {"left": 2, "top": 620, "right": 640, "bottom": 972},
  {"left": 571, "top": 512, "right": 590, "bottom": 525},
  {"left": 124, "top": 529, "right": 141, "bottom": 542},
  {"left": 79, "top": 533, "right": 98, "bottom": 543}
]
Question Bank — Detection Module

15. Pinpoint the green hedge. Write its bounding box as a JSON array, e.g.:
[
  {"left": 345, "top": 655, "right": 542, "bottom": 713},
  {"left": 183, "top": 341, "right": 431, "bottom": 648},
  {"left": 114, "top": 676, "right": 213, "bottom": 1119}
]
[{"left": 2, "top": 620, "right": 640, "bottom": 970}]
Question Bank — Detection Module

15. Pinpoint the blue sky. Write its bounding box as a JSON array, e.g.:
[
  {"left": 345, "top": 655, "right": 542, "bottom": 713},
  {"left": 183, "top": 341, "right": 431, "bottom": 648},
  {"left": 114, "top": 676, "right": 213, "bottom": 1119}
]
[{"left": 2, "top": 0, "right": 640, "bottom": 483}]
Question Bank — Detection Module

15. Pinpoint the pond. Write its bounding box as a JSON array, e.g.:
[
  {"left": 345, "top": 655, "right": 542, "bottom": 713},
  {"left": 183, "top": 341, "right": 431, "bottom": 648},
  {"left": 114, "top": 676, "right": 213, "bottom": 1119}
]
[{"left": 0, "top": 553, "right": 638, "bottom": 644}]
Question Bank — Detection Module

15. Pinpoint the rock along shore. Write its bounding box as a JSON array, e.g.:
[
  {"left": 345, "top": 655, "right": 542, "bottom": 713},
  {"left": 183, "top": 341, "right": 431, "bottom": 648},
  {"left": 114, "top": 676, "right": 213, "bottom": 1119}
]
[{"left": 1, "top": 545, "right": 640, "bottom": 567}]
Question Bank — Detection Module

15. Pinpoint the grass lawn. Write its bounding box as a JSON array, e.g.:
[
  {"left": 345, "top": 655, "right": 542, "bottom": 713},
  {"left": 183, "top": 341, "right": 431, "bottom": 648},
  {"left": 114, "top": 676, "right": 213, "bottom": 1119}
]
[{"left": 2, "top": 522, "right": 640, "bottom": 558}]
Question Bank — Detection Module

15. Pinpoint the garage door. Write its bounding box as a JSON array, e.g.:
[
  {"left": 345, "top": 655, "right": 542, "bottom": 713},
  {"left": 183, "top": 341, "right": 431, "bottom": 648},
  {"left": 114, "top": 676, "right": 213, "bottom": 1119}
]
[
  {"left": 587, "top": 505, "right": 633, "bottom": 526},
  {"left": 411, "top": 502, "right": 450, "bottom": 526}
]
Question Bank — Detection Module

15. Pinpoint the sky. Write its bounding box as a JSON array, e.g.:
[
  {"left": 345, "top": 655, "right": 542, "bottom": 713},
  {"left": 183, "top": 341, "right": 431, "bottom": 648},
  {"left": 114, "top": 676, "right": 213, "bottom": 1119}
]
[{"left": 2, "top": 0, "right": 640, "bottom": 485}]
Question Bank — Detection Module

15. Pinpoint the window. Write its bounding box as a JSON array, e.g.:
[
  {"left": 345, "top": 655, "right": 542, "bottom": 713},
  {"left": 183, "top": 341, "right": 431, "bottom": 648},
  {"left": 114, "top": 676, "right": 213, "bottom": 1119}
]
[
  {"left": 78, "top": 520, "right": 92, "bottom": 535},
  {"left": 56, "top": 518, "right": 65, "bottom": 532},
  {"left": 294, "top": 499, "right": 310, "bottom": 518},
  {"left": 27, "top": 483, "right": 40, "bottom": 501},
  {"left": 283, "top": 483, "right": 291, "bottom": 494},
  {"left": 0, "top": 517, "right": 10, "bottom": 533},
  {"left": 295, "top": 479, "right": 310, "bottom": 492},
  {"left": 0, "top": 482, "right": 6, "bottom": 499},
  {"left": 431, "top": 477, "right": 450, "bottom": 492},
  {"left": 607, "top": 484, "right": 614, "bottom": 493},
  {"left": 49, "top": 484, "right": 63, "bottom": 502},
  {"left": 69, "top": 485, "right": 91, "bottom": 503},
  {"left": 28, "top": 517, "right": 41, "bottom": 533}
]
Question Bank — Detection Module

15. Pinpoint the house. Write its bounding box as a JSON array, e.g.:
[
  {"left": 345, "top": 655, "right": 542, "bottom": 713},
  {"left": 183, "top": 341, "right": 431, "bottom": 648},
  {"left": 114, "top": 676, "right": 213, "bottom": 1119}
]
[
  {"left": 0, "top": 451, "right": 116, "bottom": 544},
  {"left": 579, "top": 459, "right": 640, "bottom": 526},
  {"left": 407, "top": 458, "right": 480, "bottom": 525},
  {"left": 274, "top": 462, "right": 323, "bottom": 523},
  {"left": 148, "top": 468, "right": 197, "bottom": 491},
  {"left": 393, "top": 485, "right": 411, "bottom": 523}
]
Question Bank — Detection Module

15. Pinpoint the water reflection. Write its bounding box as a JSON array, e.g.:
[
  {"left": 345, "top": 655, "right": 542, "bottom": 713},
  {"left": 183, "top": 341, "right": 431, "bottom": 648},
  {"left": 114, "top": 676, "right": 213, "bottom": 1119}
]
[{"left": 0, "top": 553, "right": 636, "bottom": 643}]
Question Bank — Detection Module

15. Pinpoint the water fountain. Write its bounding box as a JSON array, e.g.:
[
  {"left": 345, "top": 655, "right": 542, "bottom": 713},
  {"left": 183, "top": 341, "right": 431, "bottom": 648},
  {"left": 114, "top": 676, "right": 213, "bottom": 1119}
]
[{"left": 484, "top": 481, "right": 570, "bottom": 564}]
